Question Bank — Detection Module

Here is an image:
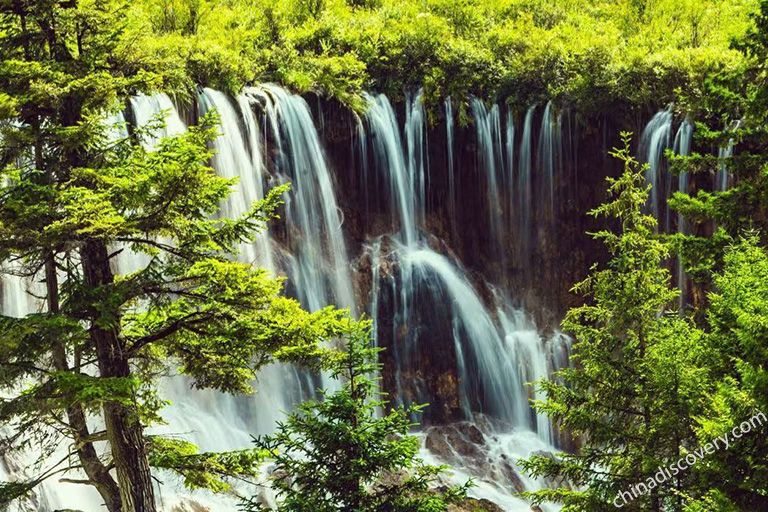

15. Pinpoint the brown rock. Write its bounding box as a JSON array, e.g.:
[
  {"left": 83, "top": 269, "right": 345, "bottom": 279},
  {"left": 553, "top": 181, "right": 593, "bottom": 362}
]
[
  {"left": 448, "top": 497, "right": 504, "bottom": 512},
  {"left": 455, "top": 422, "right": 485, "bottom": 445},
  {"left": 425, "top": 426, "right": 457, "bottom": 463},
  {"left": 498, "top": 458, "right": 526, "bottom": 493}
]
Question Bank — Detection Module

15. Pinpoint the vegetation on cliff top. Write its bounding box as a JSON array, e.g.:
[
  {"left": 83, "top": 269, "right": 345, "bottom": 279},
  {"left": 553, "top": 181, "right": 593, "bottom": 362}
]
[{"left": 122, "top": 0, "right": 756, "bottom": 113}]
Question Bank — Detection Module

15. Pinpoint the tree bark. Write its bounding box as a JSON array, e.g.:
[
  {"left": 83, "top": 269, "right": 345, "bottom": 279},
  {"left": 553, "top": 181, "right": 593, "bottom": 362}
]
[
  {"left": 46, "top": 254, "right": 123, "bottom": 512},
  {"left": 81, "top": 240, "right": 157, "bottom": 512}
]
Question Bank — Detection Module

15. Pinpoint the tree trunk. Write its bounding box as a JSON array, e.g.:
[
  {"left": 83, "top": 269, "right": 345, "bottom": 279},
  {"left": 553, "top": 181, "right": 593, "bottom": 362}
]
[
  {"left": 46, "top": 254, "right": 123, "bottom": 512},
  {"left": 81, "top": 240, "right": 157, "bottom": 512}
]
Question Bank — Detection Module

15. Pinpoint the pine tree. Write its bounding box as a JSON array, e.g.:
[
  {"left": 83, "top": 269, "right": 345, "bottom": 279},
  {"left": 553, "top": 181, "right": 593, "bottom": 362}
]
[
  {"left": 242, "top": 321, "right": 469, "bottom": 512},
  {"left": 0, "top": 1, "right": 351, "bottom": 510},
  {"left": 520, "top": 136, "right": 709, "bottom": 511}
]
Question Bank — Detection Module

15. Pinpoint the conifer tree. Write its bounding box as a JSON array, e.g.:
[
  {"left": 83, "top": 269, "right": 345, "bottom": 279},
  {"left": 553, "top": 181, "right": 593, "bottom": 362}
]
[
  {"left": 0, "top": 1, "right": 351, "bottom": 510},
  {"left": 243, "top": 321, "right": 469, "bottom": 512},
  {"left": 666, "top": 3, "right": 768, "bottom": 508},
  {"left": 521, "top": 136, "right": 708, "bottom": 511}
]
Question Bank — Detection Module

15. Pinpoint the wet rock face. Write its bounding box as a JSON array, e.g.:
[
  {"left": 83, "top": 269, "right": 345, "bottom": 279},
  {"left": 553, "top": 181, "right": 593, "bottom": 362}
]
[
  {"left": 369, "top": 243, "right": 465, "bottom": 423},
  {"left": 425, "top": 420, "right": 526, "bottom": 495}
]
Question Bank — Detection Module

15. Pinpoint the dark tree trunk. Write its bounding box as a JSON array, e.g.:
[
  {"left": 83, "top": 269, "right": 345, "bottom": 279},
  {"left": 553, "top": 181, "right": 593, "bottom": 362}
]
[
  {"left": 82, "top": 240, "right": 157, "bottom": 512},
  {"left": 46, "top": 254, "right": 123, "bottom": 512}
]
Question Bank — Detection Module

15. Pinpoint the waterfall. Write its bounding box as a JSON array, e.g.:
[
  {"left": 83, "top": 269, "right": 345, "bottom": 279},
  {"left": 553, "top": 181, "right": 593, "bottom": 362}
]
[
  {"left": 355, "top": 114, "right": 371, "bottom": 222},
  {"left": 445, "top": 98, "right": 457, "bottom": 239},
  {"left": 404, "top": 250, "right": 532, "bottom": 425},
  {"left": 131, "top": 92, "right": 306, "bottom": 510},
  {"left": 537, "top": 101, "right": 561, "bottom": 220},
  {"left": 0, "top": 270, "right": 39, "bottom": 318},
  {"left": 639, "top": 109, "right": 673, "bottom": 228},
  {"left": 129, "top": 93, "right": 186, "bottom": 150},
  {"left": 716, "top": 120, "right": 740, "bottom": 192},
  {"left": 471, "top": 98, "right": 506, "bottom": 268},
  {"left": 3, "top": 87, "right": 571, "bottom": 512},
  {"left": 674, "top": 118, "right": 694, "bottom": 310},
  {"left": 505, "top": 108, "right": 516, "bottom": 227},
  {"left": 405, "top": 90, "right": 429, "bottom": 231},
  {"left": 248, "top": 84, "right": 355, "bottom": 313},
  {"left": 361, "top": 94, "right": 561, "bottom": 444},
  {"left": 517, "top": 105, "right": 536, "bottom": 263},
  {"left": 198, "top": 88, "right": 275, "bottom": 271},
  {"left": 363, "top": 93, "right": 419, "bottom": 245}
]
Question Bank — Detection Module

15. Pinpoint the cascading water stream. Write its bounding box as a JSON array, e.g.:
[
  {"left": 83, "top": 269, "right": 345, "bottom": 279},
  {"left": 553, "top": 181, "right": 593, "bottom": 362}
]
[
  {"left": 445, "top": 98, "right": 457, "bottom": 240},
  {"left": 537, "top": 101, "right": 561, "bottom": 220},
  {"left": 129, "top": 94, "right": 187, "bottom": 150},
  {"left": 405, "top": 90, "right": 429, "bottom": 231},
  {"left": 517, "top": 105, "right": 536, "bottom": 264},
  {"left": 471, "top": 98, "right": 506, "bottom": 269},
  {"left": 198, "top": 88, "right": 275, "bottom": 271},
  {"left": 716, "top": 120, "right": 741, "bottom": 192},
  {"left": 505, "top": 108, "right": 516, "bottom": 227},
  {"left": 363, "top": 93, "right": 419, "bottom": 245},
  {"left": 247, "top": 84, "right": 355, "bottom": 313},
  {"left": 361, "top": 93, "right": 563, "bottom": 454},
  {"left": 674, "top": 118, "right": 694, "bottom": 310},
  {"left": 639, "top": 109, "right": 673, "bottom": 229}
]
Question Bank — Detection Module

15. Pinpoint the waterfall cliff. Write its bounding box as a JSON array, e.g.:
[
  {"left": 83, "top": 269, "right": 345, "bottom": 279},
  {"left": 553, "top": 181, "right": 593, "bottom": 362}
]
[{"left": 1, "top": 88, "right": 697, "bottom": 511}]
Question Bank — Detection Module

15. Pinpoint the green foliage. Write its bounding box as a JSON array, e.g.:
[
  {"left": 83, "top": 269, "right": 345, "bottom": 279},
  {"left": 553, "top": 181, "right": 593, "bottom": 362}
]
[
  {"left": 685, "top": 236, "right": 768, "bottom": 509},
  {"left": 242, "top": 321, "right": 469, "bottom": 512},
  {"left": 0, "top": 481, "right": 35, "bottom": 507},
  {"left": 148, "top": 436, "right": 270, "bottom": 492},
  {"left": 113, "top": 0, "right": 757, "bottom": 112},
  {"left": 521, "top": 136, "right": 709, "bottom": 511}
]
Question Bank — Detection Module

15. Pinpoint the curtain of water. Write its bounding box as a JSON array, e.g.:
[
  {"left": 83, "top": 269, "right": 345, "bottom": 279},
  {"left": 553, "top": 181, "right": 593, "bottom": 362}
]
[
  {"left": 517, "top": 106, "right": 536, "bottom": 264},
  {"left": 247, "top": 84, "right": 355, "bottom": 313},
  {"left": 445, "top": 98, "right": 457, "bottom": 240},
  {"left": 716, "top": 120, "right": 741, "bottom": 192},
  {"left": 361, "top": 95, "right": 561, "bottom": 446},
  {"left": 471, "top": 98, "right": 506, "bottom": 270},
  {"left": 639, "top": 109, "right": 673, "bottom": 229},
  {"left": 674, "top": 118, "right": 694, "bottom": 311},
  {"left": 505, "top": 108, "right": 516, "bottom": 228},
  {"left": 537, "top": 101, "right": 561, "bottom": 220},
  {"left": 405, "top": 90, "right": 429, "bottom": 231}
]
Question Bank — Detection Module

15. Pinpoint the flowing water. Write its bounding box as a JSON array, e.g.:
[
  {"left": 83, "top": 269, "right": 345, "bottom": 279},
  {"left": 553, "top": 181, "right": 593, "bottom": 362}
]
[
  {"left": 445, "top": 98, "right": 457, "bottom": 239},
  {"left": 537, "top": 101, "right": 560, "bottom": 220},
  {"left": 715, "top": 120, "right": 741, "bottom": 192},
  {"left": 2, "top": 89, "right": 576, "bottom": 511},
  {"left": 517, "top": 105, "right": 536, "bottom": 265},
  {"left": 471, "top": 98, "right": 506, "bottom": 270},
  {"left": 638, "top": 111, "right": 697, "bottom": 309},
  {"left": 639, "top": 109, "right": 673, "bottom": 229},
  {"left": 674, "top": 118, "right": 694, "bottom": 310}
]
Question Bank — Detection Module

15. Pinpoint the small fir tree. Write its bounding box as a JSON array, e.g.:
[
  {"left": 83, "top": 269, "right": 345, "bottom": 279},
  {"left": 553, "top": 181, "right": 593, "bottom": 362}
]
[{"left": 242, "top": 320, "right": 470, "bottom": 512}]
